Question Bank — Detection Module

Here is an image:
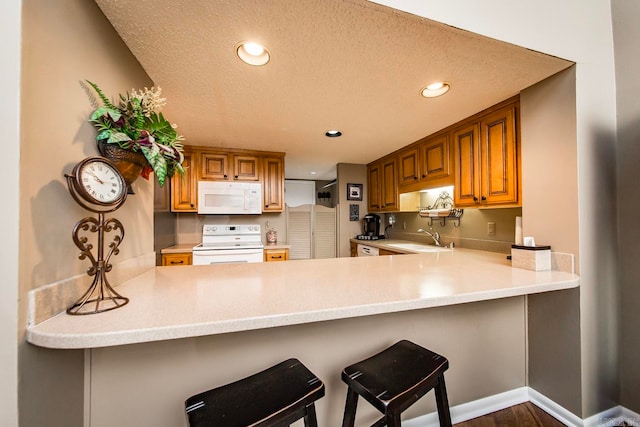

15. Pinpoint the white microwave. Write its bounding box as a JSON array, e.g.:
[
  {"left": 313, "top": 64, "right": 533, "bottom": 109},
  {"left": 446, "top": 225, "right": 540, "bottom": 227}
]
[{"left": 197, "top": 181, "right": 262, "bottom": 215}]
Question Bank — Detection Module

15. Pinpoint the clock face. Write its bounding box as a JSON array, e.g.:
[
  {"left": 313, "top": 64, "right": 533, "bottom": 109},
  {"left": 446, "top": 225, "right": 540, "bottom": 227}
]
[{"left": 76, "top": 158, "right": 126, "bottom": 205}]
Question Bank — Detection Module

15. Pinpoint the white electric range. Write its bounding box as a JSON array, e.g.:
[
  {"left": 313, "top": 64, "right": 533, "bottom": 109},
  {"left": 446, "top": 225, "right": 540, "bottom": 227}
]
[{"left": 192, "top": 224, "right": 264, "bottom": 265}]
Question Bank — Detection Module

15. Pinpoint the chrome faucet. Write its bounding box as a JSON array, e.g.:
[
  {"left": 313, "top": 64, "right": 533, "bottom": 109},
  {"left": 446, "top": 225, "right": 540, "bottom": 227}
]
[{"left": 417, "top": 228, "right": 441, "bottom": 246}]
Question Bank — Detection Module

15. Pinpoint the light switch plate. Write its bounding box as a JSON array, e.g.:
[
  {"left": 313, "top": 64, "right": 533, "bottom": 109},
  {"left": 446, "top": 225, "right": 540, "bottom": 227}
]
[{"left": 487, "top": 222, "right": 496, "bottom": 235}]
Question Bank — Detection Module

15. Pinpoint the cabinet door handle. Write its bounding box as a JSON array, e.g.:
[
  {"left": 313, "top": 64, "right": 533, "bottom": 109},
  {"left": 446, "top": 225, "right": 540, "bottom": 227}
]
[
  {"left": 473, "top": 196, "right": 478, "bottom": 202},
  {"left": 223, "top": 174, "right": 228, "bottom": 179},
  {"left": 481, "top": 196, "right": 487, "bottom": 201},
  {"left": 235, "top": 175, "right": 239, "bottom": 179}
]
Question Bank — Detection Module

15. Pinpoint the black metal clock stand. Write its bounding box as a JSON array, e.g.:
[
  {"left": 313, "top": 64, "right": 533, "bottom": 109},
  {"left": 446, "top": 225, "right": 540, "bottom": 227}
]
[{"left": 65, "top": 166, "right": 129, "bottom": 315}]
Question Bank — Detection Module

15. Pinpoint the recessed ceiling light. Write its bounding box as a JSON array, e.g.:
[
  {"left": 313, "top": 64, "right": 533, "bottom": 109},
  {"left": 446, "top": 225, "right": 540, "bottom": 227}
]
[
  {"left": 310, "top": 171, "right": 317, "bottom": 175},
  {"left": 421, "top": 82, "right": 451, "bottom": 98},
  {"left": 236, "top": 41, "right": 270, "bottom": 66},
  {"left": 325, "top": 130, "right": 342, "bottom": 137}
]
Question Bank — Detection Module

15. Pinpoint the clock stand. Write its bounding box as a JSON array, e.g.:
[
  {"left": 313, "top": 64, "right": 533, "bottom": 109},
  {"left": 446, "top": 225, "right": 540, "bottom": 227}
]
[{"left": 65, "top": 156, "right": 130, "bottom": 315}]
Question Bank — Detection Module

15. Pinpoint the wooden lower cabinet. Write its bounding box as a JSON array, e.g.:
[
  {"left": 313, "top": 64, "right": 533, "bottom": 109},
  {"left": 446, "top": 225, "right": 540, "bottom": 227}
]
[
  {"left": 162, "top": 252, "right": 192, "bottom": 266},
  {"left": 378, "top": 248, "right": 402, "bottom": 256},
  {"left": 264, "top": 248, "right": 289, "bottom": 262}
]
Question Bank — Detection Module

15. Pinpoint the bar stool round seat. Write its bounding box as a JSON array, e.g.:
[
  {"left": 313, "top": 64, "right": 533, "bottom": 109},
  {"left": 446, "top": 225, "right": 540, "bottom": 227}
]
[
  {"left": 341, "top": 340, "right": 452, "bottom": 427},
  {"left": 185, "top": 358, "right": 325, "bottom": 427}
]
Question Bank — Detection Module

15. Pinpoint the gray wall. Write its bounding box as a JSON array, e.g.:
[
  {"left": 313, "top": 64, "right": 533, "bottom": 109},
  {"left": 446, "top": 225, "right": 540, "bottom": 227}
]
[{"left": 613, "top": 0, "right": 640, "bottom": 412}]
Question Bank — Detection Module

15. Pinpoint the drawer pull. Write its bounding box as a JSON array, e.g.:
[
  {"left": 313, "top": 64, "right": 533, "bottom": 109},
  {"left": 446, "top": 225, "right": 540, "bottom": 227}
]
[{"left": 171, "top": 260, "right": 185, "bottom": 264}]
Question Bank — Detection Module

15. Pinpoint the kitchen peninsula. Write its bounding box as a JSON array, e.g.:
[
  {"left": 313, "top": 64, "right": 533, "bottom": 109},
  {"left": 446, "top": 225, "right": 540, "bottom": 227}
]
[{"left": 27, "top": 249, "right": 578, "bottom": 426}]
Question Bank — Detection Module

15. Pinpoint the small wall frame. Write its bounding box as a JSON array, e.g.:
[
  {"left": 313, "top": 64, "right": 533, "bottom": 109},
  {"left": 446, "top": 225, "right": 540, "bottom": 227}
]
[{"left": 347, "top": 183, "right": 363, "bottom": 201}]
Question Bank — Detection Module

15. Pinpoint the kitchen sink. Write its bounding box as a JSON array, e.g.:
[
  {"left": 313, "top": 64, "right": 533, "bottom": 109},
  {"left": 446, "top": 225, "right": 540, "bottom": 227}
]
[{"left": 387, "top": 243, "right": 452, "bottom": 253}]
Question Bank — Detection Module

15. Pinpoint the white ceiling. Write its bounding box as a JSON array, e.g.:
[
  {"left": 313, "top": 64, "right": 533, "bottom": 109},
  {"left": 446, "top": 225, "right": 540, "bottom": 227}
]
[{"left": 95, "top": 0, "right": 572, "bottom": 181}]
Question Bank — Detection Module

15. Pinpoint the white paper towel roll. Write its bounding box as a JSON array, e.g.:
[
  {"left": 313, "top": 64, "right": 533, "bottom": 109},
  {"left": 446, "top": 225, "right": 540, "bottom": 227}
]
[{"left": 515, "top": 216, "right": 523, "bottom": 245}]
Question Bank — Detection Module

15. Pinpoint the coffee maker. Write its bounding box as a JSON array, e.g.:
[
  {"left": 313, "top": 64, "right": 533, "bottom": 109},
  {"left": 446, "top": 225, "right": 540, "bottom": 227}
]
[{"left": 358, "top": 213, "right": 382, "bottom": 240}]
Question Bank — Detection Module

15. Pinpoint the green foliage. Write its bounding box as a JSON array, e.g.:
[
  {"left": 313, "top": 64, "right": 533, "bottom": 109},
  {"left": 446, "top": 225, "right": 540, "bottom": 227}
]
[{"left": 85, "top": 81, "right": 185, "bottom": 186}]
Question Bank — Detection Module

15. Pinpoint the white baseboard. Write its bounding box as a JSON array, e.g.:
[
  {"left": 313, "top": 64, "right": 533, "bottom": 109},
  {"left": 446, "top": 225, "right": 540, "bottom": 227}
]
[
  {"left": 404, "top": 386, "right": 639, "bottom": 427},
  {"left": 403, "top": 387, "right": 529, "bottom": 427},
  {"left": 528, "top": 387, "right": 583, "bottom": 426}
]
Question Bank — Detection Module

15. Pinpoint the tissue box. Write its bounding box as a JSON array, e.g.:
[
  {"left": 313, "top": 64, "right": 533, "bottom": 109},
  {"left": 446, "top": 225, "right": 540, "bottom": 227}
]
[{"left": 511, "top": 245, "right": 551, "bottom": 271}]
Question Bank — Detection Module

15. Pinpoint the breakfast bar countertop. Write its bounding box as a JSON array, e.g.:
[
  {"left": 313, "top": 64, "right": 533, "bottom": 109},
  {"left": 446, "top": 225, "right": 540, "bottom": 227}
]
[{"left": 27, "top": 248, "right": 579, "bottom": 350}]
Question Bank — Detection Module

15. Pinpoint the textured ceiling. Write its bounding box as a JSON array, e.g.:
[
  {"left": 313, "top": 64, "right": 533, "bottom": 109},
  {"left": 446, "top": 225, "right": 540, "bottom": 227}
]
[{"left": 95, "top": 0, "right": 572, "bottom": 180}]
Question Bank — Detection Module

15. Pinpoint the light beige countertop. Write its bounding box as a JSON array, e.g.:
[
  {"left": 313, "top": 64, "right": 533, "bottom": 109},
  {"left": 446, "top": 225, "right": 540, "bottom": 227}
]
[
  {"left": 27, "top": 248, "right": 579, "bottom": 350},
  {"left": 160, "top": 243, "right": 198, "bottom": 254},
  {"left": 263, "top": 243, "right": 291, "bottom": 250},
  {"left": 350, "top": 238, "right": 450, "bottom": 253}
]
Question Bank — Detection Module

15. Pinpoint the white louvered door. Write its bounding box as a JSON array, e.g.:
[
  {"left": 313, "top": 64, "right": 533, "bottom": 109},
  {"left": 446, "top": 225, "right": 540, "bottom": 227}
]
[
  {"left": 285, "top": 204, "right": 336, "bottom": 260},
  {"left": 286, "top": 204, "right": 312, "bottom": 260},
  {"left": 313, "top": 205, "right": 336, "bottom": 259}
]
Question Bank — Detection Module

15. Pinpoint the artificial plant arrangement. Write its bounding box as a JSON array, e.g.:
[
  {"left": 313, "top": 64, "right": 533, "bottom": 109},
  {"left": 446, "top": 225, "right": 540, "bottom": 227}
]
[{"left": 85, "top": 80, "right": 185, "bottom": 186}]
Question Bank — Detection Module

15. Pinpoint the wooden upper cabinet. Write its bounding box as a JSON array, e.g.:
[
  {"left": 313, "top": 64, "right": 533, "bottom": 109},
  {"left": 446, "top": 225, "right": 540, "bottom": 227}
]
[
  {"left": 200, "top": 152, "right": 229, "bottom": 180},
  {"left": 367, "top": 157, "right": 398, "bottom": 212},
  {"left": 367, "top": 161, "right": 382, "bottom": 211},
  {"left": 171, "top": 146, "right": 285, "bottom": 212},
  {"left": 398, "top": 147, "right": 419, "bottom": 186},
  {"left": 263, "top": 156, "right": 284, "bottom": 212},
  {"left": 419, "top": 133, "right": 451, "bottom": 184},
  {"left": 200, "top": 152, "right": 260, "bottom": 181},
  {"left": 171, "top": 150, "right": 197, "bottom": 212},
  {"left": 454, "top": 102, "right": 519, "bottom": 207},
  {"left": 234, "top": 155, "right": 260, "bottom": 181},
  {"left": 367, "top": 96, "right": 520, "bottom": 211},
  {"left": 480, "top": 106, "right": 518, "bottom": 205},
  {"left": 381, "top": 157, "right": 399, "bottom": 211},
  {"left": 453, "top": 123, "right": 481, "bottom": 207}
]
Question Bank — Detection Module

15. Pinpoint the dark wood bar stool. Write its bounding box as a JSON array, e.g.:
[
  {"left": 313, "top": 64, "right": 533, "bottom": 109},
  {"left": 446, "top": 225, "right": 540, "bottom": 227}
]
[
  {"left": 341, "top": 340, "right": 452, "bottom": 427},
  {"left": 185, "top": 358, "right": 325, "bottom": 427}
]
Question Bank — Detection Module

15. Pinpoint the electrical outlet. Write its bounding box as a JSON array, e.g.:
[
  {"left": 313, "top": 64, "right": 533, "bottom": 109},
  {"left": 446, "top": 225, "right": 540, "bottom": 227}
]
[{"left": 487, "top": 222, "right": 496, "bottom": 235}]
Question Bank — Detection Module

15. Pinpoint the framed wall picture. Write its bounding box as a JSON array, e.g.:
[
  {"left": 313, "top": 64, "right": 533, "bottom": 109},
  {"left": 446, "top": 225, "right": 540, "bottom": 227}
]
[
  {"left": 347, "top": 183, "right": 363, "bottom": 201},
  {"left": 349, "top": 204, "right": 359, "bottom": 221}
]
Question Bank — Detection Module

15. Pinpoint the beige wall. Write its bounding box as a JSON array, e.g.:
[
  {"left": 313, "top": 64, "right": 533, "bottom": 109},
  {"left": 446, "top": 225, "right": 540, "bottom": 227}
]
[
  {"left": 8, "top": 1, "right": 636, "bottom": 425},
  {"left": 1, "top": 1, "right": 21, "bottom": 425},
  {"left": 89, "top": 298, "right": 526, "bottom": 427},
  {"left": 613, "top": 0, "right": 640, "bottom": 411},
  {"left": 521, "top": 69, "right": 583, "bottom": 414},
  {"left": 337, "top": 163, "right": 368, "bottom": 256},
  {"left": 375, "top": 0, "right": 620, "bottom": 418},
  {"left": 19, "top": 0, "right": 154, "bottom": 425},
  {"left": 390, "top": 208, "right": 521, "bottom": 253}
]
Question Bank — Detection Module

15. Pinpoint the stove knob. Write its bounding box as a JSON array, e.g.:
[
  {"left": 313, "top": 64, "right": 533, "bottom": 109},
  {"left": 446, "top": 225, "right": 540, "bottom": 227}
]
[{"left": 212, "top": 226, "right": 217, "bottom": 231}]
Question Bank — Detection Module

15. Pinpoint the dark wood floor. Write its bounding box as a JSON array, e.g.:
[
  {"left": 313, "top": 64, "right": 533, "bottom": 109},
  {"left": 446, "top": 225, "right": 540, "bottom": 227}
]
[{"left": 454, "top": 402, "right": 566, "bottom": 427}]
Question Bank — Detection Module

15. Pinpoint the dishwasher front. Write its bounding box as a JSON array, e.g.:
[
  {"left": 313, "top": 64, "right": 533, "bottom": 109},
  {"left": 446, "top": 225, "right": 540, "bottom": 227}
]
[{"left": 357, "top": 244, "right": 379, "bottom": 257}]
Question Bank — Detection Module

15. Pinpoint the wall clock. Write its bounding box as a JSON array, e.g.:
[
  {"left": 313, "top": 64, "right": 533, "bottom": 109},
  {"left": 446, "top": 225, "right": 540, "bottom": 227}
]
[{"left": 65, "top": 156, "right": 129, "bottom": 315}]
